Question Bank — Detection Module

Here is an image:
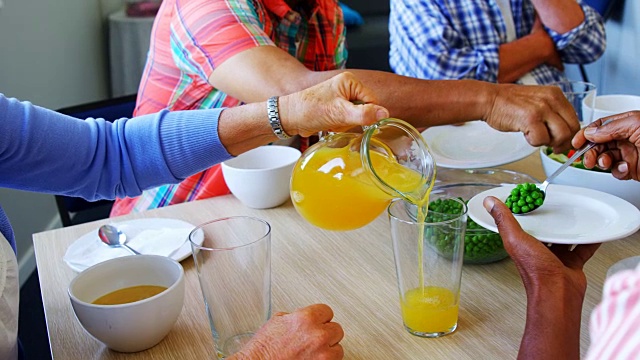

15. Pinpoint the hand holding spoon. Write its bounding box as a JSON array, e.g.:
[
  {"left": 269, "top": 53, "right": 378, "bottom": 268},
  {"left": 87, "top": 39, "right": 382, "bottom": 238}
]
[{"left": 512, "top": 141, "right": 596, "bottom": 215}]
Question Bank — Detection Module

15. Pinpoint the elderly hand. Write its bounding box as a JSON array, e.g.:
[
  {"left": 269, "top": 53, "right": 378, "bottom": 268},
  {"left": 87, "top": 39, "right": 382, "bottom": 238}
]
[
  {"left": 482, "top": 196, "right": 600, "bottom": 360},
  {"left": 278, "top": 72, "right": 390, "bottom": 137},
  {"left": 230, "top": 304, "right": 344, "bottom": 360},
  {"left": 483, "top": 84, "right": 579, "bottom": 153},
  {"left": 571, "top": 111, "right": 640, "bottom": 181}
]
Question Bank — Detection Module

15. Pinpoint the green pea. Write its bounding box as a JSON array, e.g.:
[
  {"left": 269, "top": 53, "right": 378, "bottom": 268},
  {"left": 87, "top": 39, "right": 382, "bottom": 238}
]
[
  {"left": 426, "top": 198, "right": 508, "bottom": 263},
  {"left": 505, "top": 183, "right": 545, "bottom": 214}
]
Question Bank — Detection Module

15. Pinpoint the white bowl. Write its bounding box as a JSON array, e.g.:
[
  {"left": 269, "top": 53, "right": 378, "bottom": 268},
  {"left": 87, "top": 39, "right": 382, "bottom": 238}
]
[
  {"left": 584, "top": 94, "right": 640, "bottom": 122},
  {"left": 222, "top": 145, "right": 301, "bottom": 209},
  {"left": 540, "top": 147, "right": 640, "bottom": 209},
  {"left": 68, "top": 255, "right": 185, "bottom": 352}
]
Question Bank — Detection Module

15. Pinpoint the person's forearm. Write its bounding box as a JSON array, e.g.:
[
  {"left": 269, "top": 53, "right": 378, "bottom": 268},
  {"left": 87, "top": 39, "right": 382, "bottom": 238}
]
[
  {"left": 497, "top": 32, "right": 552, "bottom": 83},
  {"left": 520, "top": 281, "right": 585, "bottom": 360},
  {"left": 210, "top": 46, "right": 497, "bottom": 128},
  {"left": 233, "top": 65, "right": 498, "bottom": 128},
  {"left": 218, "top": 102, "right": 282, "bottom": 156},
  {"left": 531, "top": 0, "right": 585, "bottom": 33},
  {"left": 324, "top": 69, "right": 495, "bottom": 127}
]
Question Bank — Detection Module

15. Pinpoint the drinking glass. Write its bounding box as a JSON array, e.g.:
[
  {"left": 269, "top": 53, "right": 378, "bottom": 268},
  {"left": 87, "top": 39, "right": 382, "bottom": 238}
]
[
  {"left": 388, "top": 196, "right": 467, "bottom": 338},
  {"left": 552, "top": 80, "right": 597, "bottom": 127},
  {"left": 606, "top": 256, "right": 640, "bottom": 280},
  {"left": 189, "top": 217, "right": 271, "bottom": 358}
]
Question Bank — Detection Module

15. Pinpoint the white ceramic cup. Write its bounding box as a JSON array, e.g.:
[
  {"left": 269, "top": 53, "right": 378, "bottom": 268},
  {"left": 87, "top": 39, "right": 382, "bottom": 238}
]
[
  {"left": 68, "top": 255, "right": 185, "bottom": 352},
  {"left": 222, "top": 145, "right": 301, "bottom": 209},
  {"left": 584, "top": 94, "right": 640, "bottom": 122}
]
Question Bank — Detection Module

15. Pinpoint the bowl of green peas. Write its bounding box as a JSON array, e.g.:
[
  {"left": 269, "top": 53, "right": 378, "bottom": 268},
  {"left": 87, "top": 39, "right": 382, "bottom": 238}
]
[{"left": 429, "top": 168, "right": 540, "bottom": 264}]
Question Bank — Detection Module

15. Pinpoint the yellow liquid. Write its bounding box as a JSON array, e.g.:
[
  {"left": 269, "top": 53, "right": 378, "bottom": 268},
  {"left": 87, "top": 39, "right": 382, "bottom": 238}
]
[
  {"left": 401, "top": 286, "right": 459, "bottom": 334},
  {"left": 291, "top": 145, "right": 425, "bottom": 231},
  {"left": 409, "top": 178, "right": 457, "bottom": 336},
  {"left": 92, "top": 285, "right": 168, "bottom": 305},
  {"left": 292, "top": 138, "right": 458, "bottom": 334}
]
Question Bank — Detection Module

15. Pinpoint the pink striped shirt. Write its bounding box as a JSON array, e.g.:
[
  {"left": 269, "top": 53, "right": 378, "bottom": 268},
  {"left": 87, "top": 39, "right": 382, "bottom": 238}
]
[{"left": 586, "top": 263, "right": 640, "bottom": 359}]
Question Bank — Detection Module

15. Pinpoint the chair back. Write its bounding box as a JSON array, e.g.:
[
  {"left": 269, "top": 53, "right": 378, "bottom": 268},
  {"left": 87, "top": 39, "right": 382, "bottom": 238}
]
[
  {"left": 577, "top": 0, "right": 619, "bottom": 84},
  {"left": 55, "top": 94, "right": 138, "bottom": 227},
  {"left": 583, "top": 0, "right": 618, "bottom": 20}
]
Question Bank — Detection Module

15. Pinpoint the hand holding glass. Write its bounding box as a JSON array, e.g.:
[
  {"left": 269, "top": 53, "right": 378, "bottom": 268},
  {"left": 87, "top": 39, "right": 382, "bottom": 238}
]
[{"left": 189, "top": 217, "right": 271, "bottom": 358}]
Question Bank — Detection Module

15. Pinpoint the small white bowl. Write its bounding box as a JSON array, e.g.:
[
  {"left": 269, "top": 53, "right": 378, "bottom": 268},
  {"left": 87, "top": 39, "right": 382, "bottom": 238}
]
[
  {"left": 222, "top": 145, "right": 301, "bottom": 209},
  {"left": 540, "top": 147, "right": 640, "bottom": 209},
  {"left": 584, "top": 94, "right": 640, "bottom": 122},
  {"left": 68, "top": 255, "right": 185, "bottom": 352}
]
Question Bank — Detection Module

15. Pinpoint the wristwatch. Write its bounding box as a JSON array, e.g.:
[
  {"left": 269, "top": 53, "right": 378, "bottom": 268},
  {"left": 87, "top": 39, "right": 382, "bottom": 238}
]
[{"left": 267, "top": 96, "right": 291, "bottom": 140}]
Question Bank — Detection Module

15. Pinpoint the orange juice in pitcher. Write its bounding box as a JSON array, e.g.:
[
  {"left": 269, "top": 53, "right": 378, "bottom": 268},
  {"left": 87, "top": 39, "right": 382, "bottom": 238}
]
[{"left": 290, "top": 118, "right": 436, "bottom": 231}]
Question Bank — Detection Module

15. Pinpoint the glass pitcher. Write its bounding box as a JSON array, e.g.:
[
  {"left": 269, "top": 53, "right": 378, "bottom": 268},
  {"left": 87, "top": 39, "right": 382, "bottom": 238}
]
[{"left": 290, "top": 118, "right": 436, "bottom": 231}]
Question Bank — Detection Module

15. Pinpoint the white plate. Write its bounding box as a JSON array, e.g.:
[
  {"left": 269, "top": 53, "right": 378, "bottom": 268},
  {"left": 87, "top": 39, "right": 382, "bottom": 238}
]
[
  {"left": 422, "top": 121, "right": 537, "bottom": 169},
  {"left": 467, "top": 184, "right": 640, "bottom": 244},
  {"left": 64, "top": 218, "right": 203, "bottom": 272}
]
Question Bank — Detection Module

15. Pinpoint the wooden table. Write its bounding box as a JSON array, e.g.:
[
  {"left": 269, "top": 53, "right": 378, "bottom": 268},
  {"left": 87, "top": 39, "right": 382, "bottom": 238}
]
[{"left": 33, "top": 152, "right": 640, "bottom": 359}]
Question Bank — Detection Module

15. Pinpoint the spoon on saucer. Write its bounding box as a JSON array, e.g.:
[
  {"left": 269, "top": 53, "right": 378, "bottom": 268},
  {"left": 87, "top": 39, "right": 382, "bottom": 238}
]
[
  {"left": 517, "top": 141, "right": 596, "bottom": 216},
  {"left": 98, "top": 224, "right": 141, "bottom": 255}
]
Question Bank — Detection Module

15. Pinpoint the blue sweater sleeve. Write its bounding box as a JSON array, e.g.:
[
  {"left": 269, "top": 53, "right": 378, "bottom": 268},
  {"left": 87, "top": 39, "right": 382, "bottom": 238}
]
[{"left": 0, "top": 94, "right": 232, "bottom": 201}]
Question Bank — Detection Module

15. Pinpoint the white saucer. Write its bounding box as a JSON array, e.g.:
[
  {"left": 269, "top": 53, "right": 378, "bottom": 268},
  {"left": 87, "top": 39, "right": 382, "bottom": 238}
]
[
  {"left": 64, "top": 218, "right": 203, "bottom": 272},
  {"left": 467, "top": 184, "right": 640, "bottom": 244},
  {"left": 422, "top": 121, "right": 537, "bottom": 169}
]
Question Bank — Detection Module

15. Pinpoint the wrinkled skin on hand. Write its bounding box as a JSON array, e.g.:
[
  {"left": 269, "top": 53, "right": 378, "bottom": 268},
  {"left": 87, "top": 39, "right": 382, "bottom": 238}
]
[
  {"left": 572, "top": 111, "right": 640, "bottom": 181},
  {"left": 230, "top": 304, "right": 344, "bottom": 360},
  {"left": 278, "top": 72, "right": 390, "bottom": 138},
  {"left": 484, "top": 83, "right": 580, "bottom": 153}
]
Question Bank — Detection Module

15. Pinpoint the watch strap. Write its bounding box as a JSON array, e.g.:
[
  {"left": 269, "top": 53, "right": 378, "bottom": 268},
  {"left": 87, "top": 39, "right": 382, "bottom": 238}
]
[{"left": 267, "top": 96, "right": 291, "bottom": 140}]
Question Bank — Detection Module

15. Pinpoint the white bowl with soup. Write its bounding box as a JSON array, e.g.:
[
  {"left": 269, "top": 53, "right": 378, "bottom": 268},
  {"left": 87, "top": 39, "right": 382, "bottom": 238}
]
[{"left": 68, "top": 255, "right": 185, "bottom": 352}]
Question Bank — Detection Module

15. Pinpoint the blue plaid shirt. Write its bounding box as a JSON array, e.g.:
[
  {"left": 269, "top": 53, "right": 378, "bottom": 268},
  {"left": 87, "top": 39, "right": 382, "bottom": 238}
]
[{"left": 389, "top": 0, "right": 606, "bottom": 84}]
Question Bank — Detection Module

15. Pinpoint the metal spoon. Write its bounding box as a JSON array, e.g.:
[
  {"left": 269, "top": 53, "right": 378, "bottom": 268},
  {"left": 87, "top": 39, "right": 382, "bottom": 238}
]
[
  {"left": 98, "top": 224, "right": 141, "bottom": 255},
  {"left": 517, "top": 141, "right": 596, "bottom": 215}
]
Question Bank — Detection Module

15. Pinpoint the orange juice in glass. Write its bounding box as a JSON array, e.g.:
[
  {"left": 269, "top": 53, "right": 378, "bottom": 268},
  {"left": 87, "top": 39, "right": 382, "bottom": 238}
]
[
  {"left": 389, "top": 196, "right": 466, "bottom": 337},
  {"left": 401, "top": 286, "right": 459, "bottom": 334}
]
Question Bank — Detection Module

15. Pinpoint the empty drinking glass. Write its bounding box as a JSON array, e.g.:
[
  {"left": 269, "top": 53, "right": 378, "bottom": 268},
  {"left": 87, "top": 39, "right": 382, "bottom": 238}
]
[
  {"left": 552, "top": 80, "right": 597, "bottom": 128},
  {"left": 189, "top": 217, "right": 271, "bottom": 358}
]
